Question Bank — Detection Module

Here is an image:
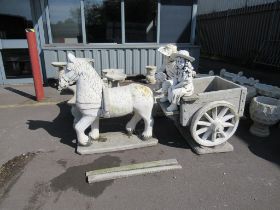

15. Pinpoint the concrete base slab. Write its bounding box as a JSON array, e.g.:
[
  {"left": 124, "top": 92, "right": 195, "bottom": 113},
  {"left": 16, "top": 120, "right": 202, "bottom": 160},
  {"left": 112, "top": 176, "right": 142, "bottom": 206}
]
[
  {"left": 77, "top": 132, "right": 158, "bottom": 155},
  {"left": 175, "top": 121, "right": 234, "bottom": 155}
]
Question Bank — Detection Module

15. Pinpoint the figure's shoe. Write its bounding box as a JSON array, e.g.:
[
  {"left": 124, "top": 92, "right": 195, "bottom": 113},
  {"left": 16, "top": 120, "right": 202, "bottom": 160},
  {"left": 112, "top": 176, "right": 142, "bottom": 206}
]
[
  {"left": 160, "top": 96, "right": 168, "bottom": 102},
  {"left": 167, "top": 103, "right": 178, "bottom": 112}
]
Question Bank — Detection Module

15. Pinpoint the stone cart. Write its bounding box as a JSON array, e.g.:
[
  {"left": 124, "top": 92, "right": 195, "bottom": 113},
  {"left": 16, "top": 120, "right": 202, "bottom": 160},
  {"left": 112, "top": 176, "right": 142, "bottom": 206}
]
[{"left": 159, "top": 76, "right": 247, "bottom": 154}]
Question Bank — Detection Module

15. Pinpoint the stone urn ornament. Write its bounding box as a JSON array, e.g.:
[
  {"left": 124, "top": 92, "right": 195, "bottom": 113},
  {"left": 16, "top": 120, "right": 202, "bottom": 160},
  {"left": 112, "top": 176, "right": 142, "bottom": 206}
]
[
  {"left": 249, "top": 96, "right": 280, "bottom": 137},
  {"left": 146, "top": 66, "right": 157, "bottom": 84}
]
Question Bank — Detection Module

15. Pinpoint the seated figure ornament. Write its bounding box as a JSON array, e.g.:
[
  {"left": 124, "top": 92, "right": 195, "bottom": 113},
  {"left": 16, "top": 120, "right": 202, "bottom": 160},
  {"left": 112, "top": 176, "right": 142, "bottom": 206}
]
[
  {"left": 155, "top": 44, "right": 178, "bottom": 102},
  {"left": 58, "top": 53, "right": 154, "bottom": 147},
  {"left": 166, "top": 50, "right": 196, "bottom": 112}
]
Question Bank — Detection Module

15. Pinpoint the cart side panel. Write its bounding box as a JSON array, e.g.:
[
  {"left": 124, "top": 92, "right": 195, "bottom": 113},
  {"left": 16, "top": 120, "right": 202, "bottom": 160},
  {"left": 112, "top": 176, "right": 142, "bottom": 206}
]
[{"left": 180, "top": 88, "right": 243, "bottom": 126}]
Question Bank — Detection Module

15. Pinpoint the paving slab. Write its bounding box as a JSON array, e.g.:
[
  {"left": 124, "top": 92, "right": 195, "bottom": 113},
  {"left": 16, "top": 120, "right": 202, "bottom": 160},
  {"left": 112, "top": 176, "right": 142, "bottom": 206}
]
[{"left": 0, "top": 85, "right": 71, "bottom": 106}]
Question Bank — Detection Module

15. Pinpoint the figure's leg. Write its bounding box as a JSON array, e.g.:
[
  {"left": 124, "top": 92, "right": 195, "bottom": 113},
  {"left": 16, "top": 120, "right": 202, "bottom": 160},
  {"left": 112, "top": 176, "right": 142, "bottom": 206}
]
[
  {"left": 160, "top": 80, "right": 173, "bottom": 102},
  {"left": 75, "top": 115, "right": 96, "bottom": 146},
  {"left": 89, "top": 117, "right": 100, "bottom": 140},
  {"left": 167, "top": 88, "right": 185, "bottom": 112},
  {"left": 126, "top": 113, "right": 142, "bottom": 135}
]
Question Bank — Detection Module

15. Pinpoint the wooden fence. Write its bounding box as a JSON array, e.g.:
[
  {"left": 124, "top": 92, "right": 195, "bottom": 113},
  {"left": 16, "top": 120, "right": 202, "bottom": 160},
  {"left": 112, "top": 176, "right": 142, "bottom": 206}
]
[{"left": 196, "top": 1, "right": 280, "bottom": 68}]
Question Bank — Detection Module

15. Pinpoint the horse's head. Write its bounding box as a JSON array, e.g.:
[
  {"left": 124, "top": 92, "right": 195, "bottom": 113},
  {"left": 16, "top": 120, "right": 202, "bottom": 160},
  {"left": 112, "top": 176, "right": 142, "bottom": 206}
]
[{"left": 58, "top": 53, "right": 83, "bottom": 91}]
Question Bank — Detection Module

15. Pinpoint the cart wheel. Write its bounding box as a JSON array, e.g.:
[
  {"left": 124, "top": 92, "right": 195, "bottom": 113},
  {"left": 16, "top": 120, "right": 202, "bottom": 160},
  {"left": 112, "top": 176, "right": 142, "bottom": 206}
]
[{"left": 190, "top": 101, "right": 239, "bottom": 147}]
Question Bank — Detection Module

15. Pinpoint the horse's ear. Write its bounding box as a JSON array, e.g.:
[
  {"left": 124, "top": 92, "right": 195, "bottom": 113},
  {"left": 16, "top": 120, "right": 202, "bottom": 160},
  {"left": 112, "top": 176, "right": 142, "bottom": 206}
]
[{"left": 68, "top": 53, "right": 76, "bottom": 63}]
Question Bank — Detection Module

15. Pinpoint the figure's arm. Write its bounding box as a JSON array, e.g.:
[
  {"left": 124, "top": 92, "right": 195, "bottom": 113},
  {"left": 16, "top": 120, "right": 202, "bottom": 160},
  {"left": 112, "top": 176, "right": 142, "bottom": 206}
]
[
  {"left": 173, "top": 79, "right": 191, "bottom": 89},
  {"left": 172, "top": 77, "right": 178, "bottom": 86},
  {"left": 155, "top": 71, "right": 167, "bottom": 82},
  {"left": 173, "top": 69, "right": 193, "bottom": 89}
]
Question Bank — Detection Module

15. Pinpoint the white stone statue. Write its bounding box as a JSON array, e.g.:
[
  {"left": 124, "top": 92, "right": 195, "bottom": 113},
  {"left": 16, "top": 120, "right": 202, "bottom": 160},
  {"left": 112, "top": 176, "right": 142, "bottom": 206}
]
[
  {"left": 166, "top": 50, "right": 196, "bottom": 112},
  {"left": 155, "top": 44, "right": 177, "bottom": 102},
  {"left": 58, "top": 53, "right": 154, "bottom": 146}
]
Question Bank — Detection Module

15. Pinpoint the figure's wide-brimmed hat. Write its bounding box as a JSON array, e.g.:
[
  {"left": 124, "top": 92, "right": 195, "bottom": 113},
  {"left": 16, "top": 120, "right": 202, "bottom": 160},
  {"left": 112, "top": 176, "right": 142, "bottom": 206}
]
[
  {"left": 171, "top": 50, "right": 195, "bottom": 62},
  {"left": 157, "top": 44, "right": 177, "bottom": 56}
]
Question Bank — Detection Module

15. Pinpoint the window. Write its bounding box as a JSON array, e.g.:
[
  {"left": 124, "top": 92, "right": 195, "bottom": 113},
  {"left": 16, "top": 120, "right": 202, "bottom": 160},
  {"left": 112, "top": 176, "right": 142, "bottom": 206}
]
[
  {"left": 160, "top": 0, "right": 193, "bottom": 43},
  {"left": 125, "top": 0, "right": 157, "bottom": 43},
  {"left": 48, "top": 0, "right": 82, "bottom": 43},
  {"left": 0, "top": 0, "right": 33, "bottom": 39},
  {"left": 2, "top": 49, "right": 32, "bottom": 79},
  {"left": 45, "top": 0, "right": 194, "bottom": 44},
  {"left": 85, "top": 0, "right": 121, "bottom": 43}
]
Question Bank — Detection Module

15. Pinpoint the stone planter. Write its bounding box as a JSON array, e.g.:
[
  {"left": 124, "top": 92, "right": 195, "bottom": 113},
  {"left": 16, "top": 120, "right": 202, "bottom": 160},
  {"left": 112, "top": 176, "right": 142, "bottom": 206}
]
[
  {"left": 146, "top": 66, "right": 157, "bottom": 84},
  {"left": 249, "top": 96, "right": 280, "bottom": 137}
]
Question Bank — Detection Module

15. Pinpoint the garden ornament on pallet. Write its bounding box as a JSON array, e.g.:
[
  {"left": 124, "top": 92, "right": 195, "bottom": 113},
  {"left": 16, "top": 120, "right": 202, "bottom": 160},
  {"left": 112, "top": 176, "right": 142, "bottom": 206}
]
[
  {"left": 155, "top": 44, "right": 177, "bottom": 102},
  {"left": 220, "top": 69, "right": 243, "bottom": 81},
  {"left": 254, "top": 83, "right": 280, "bottom": 99},
  {"left": 58, "top": 53, "right": 154, "bottom": 146},
  {"left": 166, "top": 50, "right": 196, "bottom": 112}
]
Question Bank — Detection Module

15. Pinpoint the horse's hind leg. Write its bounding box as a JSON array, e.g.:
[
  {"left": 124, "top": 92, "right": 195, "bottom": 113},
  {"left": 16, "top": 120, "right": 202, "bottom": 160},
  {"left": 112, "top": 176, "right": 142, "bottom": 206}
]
[
  {"left": 126, "top": 113, "right": 141, "bottom": 136},
  {"left": 140, "top": 113, "right": 154, "bottom": 140},
  {"left": 89, "top": 117, "right": 100, "bottom": 140},
  {"left": 75, "top": 115, "right": 96, "bottom": 146},
  {"left": 136, "top": 107, "right": 154, "bottom": 140}
]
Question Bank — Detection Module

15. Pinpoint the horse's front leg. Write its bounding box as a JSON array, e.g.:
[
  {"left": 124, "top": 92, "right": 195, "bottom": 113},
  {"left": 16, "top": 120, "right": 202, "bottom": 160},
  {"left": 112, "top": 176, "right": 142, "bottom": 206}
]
[
  {"left": 71, "top": 105, "right": 82, "bottom": 127},
  {"left": 89, "top": 117, "right": 100, "bottom": 140},
  {"left": 75, "top": 115, "right": 96, "bottom": 146}
]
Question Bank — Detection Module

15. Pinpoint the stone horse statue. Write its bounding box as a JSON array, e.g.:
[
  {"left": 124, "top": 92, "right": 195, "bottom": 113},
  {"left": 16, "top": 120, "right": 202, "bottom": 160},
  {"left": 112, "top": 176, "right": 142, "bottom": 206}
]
[{"left": 58, "top": 53, "right": 154, "bottom": 146}]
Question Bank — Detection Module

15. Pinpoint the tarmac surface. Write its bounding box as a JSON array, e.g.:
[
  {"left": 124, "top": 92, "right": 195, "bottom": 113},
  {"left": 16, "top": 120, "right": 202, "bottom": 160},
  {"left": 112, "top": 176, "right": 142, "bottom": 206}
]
[{"left": 0, "top": 59, "right": 280, "bottom": 210}]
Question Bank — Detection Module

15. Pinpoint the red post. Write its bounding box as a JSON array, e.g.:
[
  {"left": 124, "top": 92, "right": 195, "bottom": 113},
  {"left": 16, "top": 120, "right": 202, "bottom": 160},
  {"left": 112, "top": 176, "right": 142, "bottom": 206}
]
[{"left": 26, "top": 29, "right": 45, "bottom": 101}]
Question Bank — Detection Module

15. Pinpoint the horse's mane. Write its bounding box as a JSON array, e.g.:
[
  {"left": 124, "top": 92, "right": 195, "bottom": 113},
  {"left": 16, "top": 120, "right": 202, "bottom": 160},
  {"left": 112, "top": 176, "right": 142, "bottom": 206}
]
[
  {"left": 73, "top": 58, "right": 104, "bottom": 102},
  {"left": 74, "top": 59, "right": 102, "bottom": 80}
]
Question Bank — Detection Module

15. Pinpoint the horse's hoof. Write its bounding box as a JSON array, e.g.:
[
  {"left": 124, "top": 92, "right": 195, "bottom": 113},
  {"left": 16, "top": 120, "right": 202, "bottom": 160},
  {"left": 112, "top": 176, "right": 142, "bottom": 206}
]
[
  {"left": 141, "top": 135, "right": 152, "bottom": 141},
  {"left": 78, "top": 140, "right": 92, "bottom": 147},
  {"left": 126, "top": 130, "right": 133, "bottom": 137}
]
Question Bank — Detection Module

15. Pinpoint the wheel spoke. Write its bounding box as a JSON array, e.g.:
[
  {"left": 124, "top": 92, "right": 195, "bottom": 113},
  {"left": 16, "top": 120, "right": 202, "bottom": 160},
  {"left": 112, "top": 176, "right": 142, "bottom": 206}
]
[
  {"left": 222, "top": 122, "right": 234, "bottom": 127},
  {"left": 222, "top": 114, "right": 235, "bottom": 122},
  {"left": 197, "top": 121, "right": 211, "bottom": 127},
  {"left": 204, "top": 113, "right": 214, "bottom": 123},
  {"left": 196, "top": 127, "right": 208, "bottom": 135},
  {"left": 202, "top": 129, "right": 212, "bottom": 140},
  {"left": 218, "top": 107, "right": 229, "bottom": 118},
  {"left": 212, "top": 107, "right": 217, "bottom": 120},
  {"left": 211, "top": 131, "right": 217, "bottom": 142},
  {"left": 219, "top": 130, "right": 226, "bottom": 138}
]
